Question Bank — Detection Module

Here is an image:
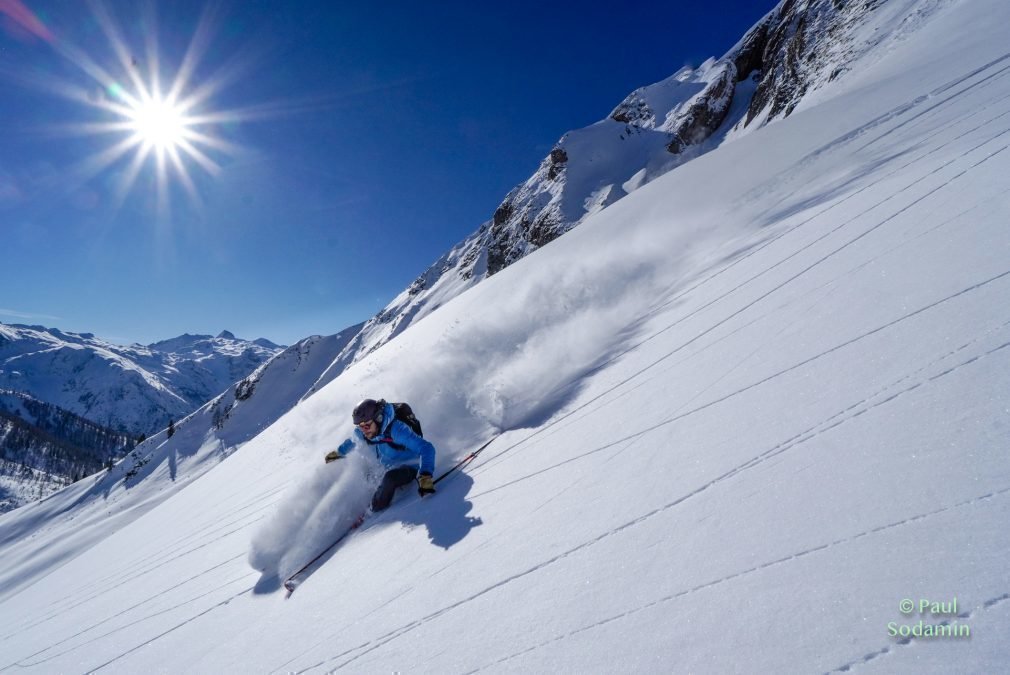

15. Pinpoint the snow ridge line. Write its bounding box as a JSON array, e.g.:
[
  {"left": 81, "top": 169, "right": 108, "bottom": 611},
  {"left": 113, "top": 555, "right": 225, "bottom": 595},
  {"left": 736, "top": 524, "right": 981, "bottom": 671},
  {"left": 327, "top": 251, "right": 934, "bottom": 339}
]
[
  {"left": 464, "top": 488, "right": 1010, "bottom": 674},
  {"left": 472, "top": 126, "right": 1010, "bottom": 478},
  {"left": 826, "top": 592, "right": 1010, "bottom": 673}
]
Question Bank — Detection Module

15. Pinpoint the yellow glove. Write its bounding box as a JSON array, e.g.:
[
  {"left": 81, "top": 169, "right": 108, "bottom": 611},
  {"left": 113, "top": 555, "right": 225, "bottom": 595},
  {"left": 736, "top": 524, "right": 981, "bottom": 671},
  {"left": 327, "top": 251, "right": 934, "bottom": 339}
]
[
  {"left": 324, "top": 450, "right": 342, "bottom": 463},
  {"left": 417, "top": 473, "right": 435, "bottom": 496}
]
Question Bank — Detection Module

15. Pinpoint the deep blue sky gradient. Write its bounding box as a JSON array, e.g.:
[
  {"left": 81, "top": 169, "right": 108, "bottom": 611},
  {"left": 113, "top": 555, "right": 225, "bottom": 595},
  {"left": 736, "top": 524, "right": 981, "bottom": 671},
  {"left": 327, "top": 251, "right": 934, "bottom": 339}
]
[{"left": 0, "top": 0, "right": 774, "bottom": 345}]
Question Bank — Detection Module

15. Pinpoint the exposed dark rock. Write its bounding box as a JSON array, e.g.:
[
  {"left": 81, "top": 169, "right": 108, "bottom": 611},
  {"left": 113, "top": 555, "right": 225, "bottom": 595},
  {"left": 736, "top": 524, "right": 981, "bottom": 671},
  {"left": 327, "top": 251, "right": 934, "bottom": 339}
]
[
  {"left": 666, "top": 63, "right": 737, "bottom": 154},
  {"left": 734, "top": 0, "right": 881, "bottom": 126},
  {"left": 528, "top": 210, "right": 561, "bottom": 249},
  {"left": 407, "top": 276, "right": 426, "bottom": 296},
  {"left": 547, "top": 147, "right": 568, "bottom": 180},
  {"left": 609, "top": 97, "right": 653, "bottom": 127},
  {"left": 492, "top": 199, "right": 514, "bottom": 228}
]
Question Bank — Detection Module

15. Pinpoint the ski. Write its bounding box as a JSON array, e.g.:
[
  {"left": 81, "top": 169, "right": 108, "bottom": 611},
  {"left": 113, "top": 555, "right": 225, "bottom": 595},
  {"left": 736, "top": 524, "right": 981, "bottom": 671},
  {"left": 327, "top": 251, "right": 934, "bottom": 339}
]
[{"left": 283, "top": 512, "right": 365, "bottom": 597}]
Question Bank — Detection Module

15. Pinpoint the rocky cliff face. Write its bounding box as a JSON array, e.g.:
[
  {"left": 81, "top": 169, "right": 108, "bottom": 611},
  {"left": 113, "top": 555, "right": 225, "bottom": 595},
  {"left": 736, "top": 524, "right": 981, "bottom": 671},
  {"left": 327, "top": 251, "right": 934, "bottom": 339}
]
[
  {"left": 735, "top": 0, "right": 884, "bottom": 125},
  {"left": 319, "top": 0, "right": 949, "bottom": 383}
]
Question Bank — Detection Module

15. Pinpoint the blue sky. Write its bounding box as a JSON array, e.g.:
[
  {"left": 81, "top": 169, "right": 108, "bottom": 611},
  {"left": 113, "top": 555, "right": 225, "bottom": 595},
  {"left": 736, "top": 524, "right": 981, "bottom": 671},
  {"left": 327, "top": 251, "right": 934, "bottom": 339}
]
[{"left": 0, "top": 0, "right": 773, "bottom": 346}]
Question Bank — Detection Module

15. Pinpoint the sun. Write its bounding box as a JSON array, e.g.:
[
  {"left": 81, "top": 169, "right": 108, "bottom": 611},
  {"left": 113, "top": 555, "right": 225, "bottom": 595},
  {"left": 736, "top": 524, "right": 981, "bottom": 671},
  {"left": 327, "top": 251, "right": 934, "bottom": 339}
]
[
  {"left": 15, "top": 2, "right": 256, "bottom": 216},
  {"left": 127, "top": 96, "right": 190, "bottom": 151}
]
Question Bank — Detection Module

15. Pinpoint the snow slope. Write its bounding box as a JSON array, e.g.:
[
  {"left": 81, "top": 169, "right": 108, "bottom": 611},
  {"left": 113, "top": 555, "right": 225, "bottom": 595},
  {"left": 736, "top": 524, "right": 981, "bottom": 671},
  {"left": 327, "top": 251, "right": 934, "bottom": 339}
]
[
  {"left": 1, "top": 1, "right": 1008, "bottom": 672},
  {"left": 0, "top": 327, "right": 361, "bottom": 598}
]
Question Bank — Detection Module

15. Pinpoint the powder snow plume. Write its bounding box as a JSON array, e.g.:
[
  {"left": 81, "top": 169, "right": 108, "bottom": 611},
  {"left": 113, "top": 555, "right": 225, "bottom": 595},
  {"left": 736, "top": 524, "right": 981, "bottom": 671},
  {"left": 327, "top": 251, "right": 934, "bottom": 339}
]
[{"left": 248, "top": 451, "right": 380, "bottom": 580}]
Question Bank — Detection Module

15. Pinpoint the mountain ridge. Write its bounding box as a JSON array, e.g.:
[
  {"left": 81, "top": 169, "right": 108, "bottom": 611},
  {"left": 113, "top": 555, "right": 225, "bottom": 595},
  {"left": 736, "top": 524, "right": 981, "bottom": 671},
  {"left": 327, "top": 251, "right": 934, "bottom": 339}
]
[
  {"left": 312, "top": 0, "right": 941, "bottom": 390},
  {"left": 0, "top": 322, "right": 284, "bottom": 436}
]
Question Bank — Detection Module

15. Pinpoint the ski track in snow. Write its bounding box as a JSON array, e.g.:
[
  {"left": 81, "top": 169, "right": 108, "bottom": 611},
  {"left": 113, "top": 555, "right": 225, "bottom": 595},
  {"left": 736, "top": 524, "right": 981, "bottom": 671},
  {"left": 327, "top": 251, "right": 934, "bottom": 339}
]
[
  {"left": 750, "top": 50, "right": 1010, "bottom": 214},
  {"left": 300, "top": 481, "right": 1010, "bottom": 673},
  {"left": 825, "top": 592, "right": 1010, "bottom": 673},
  {"left": 534, "top": 183, "right": 1008, "bottom": 456},
  {"left": 1, "top": 568, "right": 254, "bottom": 670},
  {"left": 0, "top": 485, "right": 281, "bottom": 646},
  {"left": 0, "top": 545, "right": 258, "bottom": 662},
  {"left": 2, "top": 478, "right": 286, "bottom": 619},
  {"left": 468, "top": 311, "right": 1010, "bottom": 507},
  {"left": 463, "top": 492, "right": 1010, "bottom": 674},
  {"left": 470, "top": 250, "right": 1010, "bottom": 500},
  {"left": 81, "top": 583, "right": 255, "bottom": 674},
  {"left": 471, "top": 80, "right": 1010, "bottom": 479}
]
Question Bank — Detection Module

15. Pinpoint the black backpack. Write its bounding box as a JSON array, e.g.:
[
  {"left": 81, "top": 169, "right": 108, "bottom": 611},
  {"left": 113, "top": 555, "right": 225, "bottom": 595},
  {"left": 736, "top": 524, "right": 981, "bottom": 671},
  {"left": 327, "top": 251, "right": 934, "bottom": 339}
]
[{"left": 371, "top": 400, "right": 422, "bottom": 450}]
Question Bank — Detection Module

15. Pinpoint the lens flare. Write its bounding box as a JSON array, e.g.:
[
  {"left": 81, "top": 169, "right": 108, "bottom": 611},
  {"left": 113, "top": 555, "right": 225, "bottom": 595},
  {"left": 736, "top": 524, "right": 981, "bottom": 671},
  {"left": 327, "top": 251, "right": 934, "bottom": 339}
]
[{"left": 13, "top": 2, "right": 256, "bottom": 217}]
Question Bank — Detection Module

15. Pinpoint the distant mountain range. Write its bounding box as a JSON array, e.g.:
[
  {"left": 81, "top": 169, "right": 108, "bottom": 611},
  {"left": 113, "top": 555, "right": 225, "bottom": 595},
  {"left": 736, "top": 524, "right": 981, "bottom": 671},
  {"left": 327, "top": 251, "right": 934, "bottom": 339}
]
[
  {"left": 0, "top": 324, "right": 283, "bottom": 511},
  {"left": 0, "top": 324, "right": 283, "bottom": 436}
]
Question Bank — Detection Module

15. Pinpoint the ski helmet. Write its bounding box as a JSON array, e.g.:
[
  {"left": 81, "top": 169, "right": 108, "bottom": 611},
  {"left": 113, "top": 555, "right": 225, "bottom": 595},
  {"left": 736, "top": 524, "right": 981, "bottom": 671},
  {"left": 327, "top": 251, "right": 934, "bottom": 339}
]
[{"left": 352, "top": 398, "right": 383, "bottom": 425}]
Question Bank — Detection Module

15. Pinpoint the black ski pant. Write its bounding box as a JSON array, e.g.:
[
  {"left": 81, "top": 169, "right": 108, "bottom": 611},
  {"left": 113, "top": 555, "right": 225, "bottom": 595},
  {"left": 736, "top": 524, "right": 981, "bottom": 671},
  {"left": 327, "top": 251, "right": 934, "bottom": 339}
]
[{"left": 372, "top": 466, "right": 418, "bottom": 511}]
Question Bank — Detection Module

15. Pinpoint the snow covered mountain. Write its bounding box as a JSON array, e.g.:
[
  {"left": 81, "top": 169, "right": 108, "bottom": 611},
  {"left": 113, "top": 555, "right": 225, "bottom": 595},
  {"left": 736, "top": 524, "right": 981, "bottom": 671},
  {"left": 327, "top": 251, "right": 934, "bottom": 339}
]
[
  {"left": 0, "top": 389, "right": 134, "bottom": 512},
  {"left": 0, "top": 323, "right": 283, "bottom": 436},
  {"left": 1, "top": 0, "right": 1008, "bottom": 672},
  {"left": 0, "top": 324, "right": 363, "bottom": 586},
  {"left": 326, "top": 0, "right": 936, "bottom": 373}
]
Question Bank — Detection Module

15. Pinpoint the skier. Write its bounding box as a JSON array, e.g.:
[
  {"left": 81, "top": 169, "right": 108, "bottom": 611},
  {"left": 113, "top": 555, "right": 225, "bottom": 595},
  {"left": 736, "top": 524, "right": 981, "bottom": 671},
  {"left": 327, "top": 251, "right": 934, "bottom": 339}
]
[{"left": 325, "top": 398, "right": 436, "bottom": 511}]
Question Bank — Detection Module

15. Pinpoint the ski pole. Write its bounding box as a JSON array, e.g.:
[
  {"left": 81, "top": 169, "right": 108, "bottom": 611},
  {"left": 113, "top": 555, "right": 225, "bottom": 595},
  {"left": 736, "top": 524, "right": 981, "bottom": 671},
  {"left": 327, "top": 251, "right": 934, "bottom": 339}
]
[{"left": 434, "top": 435, "right": 497, "bottom": 485}]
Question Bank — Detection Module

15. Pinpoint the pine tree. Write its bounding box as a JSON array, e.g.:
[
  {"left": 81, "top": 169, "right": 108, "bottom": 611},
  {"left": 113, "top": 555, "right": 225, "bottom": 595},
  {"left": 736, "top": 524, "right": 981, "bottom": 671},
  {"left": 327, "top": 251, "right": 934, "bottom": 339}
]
[{"left": 167, "top": 419, "right": 175, "bottom": 439}]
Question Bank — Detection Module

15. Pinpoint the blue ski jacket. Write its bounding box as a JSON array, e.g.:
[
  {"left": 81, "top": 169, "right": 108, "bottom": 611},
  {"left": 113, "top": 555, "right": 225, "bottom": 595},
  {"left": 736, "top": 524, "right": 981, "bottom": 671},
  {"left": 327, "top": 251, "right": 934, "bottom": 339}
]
[{"left": 336, "top": 401, "right": 436, "bottom": 475}]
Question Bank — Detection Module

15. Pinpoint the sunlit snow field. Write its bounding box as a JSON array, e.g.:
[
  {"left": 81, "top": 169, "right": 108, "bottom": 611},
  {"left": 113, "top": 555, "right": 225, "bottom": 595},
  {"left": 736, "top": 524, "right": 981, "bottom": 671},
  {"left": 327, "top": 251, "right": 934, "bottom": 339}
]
[{"left": 1, "top": 1, "right": 1008, "bottom": 672}]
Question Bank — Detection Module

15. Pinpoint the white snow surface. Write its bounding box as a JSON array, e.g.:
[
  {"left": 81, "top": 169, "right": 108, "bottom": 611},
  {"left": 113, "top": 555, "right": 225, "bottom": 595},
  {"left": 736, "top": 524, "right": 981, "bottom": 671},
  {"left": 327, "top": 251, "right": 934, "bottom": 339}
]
[{"left": 1, "top": 2, "right": 1009, "bottom": 672}]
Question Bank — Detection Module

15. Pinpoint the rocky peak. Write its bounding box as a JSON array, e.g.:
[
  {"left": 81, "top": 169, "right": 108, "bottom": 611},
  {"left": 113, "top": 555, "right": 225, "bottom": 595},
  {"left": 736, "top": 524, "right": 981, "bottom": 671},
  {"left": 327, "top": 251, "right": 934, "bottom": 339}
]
[
  {"left": 732, "top": 0, "right": 888, "bottom": 125},
  {"left": 327, "top": 0, "right": 941, "bottom": 387}
]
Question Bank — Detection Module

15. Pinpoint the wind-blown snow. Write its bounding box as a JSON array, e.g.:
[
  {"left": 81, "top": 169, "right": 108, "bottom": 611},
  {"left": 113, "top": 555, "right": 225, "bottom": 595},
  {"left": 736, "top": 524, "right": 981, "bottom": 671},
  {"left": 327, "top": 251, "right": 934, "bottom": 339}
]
[
  {"left": 0, "top": 1, "right": 1008, "bottom": 672},
  {"left": 248, "top": 452, "right": 379, "bottom": 580}
]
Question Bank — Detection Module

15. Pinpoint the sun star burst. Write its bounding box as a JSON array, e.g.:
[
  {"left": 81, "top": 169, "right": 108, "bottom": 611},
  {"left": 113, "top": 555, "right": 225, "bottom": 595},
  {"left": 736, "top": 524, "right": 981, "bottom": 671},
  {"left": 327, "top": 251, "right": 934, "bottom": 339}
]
[{"left": 27, "top": 2, "right": 257, "bottom": 218}]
